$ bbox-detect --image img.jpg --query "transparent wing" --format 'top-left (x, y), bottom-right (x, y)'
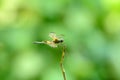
top-left (49, 32), bottom-right (57, 39)
top-left (49, 32), bottom-right (64, 40)
top-left (57, 34), bottom-right (64, 40)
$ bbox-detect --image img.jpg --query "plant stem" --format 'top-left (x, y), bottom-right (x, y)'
top-left (60, 46), bottom-right (66, 80)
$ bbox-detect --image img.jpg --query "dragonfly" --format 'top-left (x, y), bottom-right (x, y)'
top-left (34, 32), bottom-right (64, 47)
top-left (34, 32), bottom-right (66, 80)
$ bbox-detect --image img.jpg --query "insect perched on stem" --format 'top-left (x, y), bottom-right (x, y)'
top-left (34, 32), bottom-right (64, 47)
top-left (34, 32), bottom-right (66, 80)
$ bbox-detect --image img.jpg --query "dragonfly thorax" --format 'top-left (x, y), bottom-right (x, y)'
top-left (53, 39), bottom-right (64, 44)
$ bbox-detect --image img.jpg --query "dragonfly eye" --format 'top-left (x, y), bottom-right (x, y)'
top-left (60, 40), bottom-right (64, 43)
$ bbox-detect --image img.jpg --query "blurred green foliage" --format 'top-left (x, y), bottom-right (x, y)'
top-left (0, 0), bottom-right (120, 80)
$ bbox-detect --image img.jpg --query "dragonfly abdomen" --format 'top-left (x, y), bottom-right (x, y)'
top-left (33, 41), bottom-right (45, 44)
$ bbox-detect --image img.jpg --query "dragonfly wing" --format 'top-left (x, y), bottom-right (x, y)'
top-left (59, 34), bottom-right (64, 38)
top-left (49, 32), bottom-right (64, 41)
top-left (49, 32), bottom-right (57, 39)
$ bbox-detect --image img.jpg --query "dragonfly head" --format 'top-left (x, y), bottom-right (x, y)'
top-left (59, 39), bottom-right (64, 43)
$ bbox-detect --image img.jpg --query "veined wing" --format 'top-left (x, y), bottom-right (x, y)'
top-left (49, 32), bottom-right (57, 40)
top-left (49, 32), bottom-right (64, 41)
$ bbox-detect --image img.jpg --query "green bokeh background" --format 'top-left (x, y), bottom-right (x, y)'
top-left (0, 0), bottom-right (120, 80)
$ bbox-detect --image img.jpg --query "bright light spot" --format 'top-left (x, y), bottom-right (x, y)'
top-left (12, 52), bottom-right (44, 79)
